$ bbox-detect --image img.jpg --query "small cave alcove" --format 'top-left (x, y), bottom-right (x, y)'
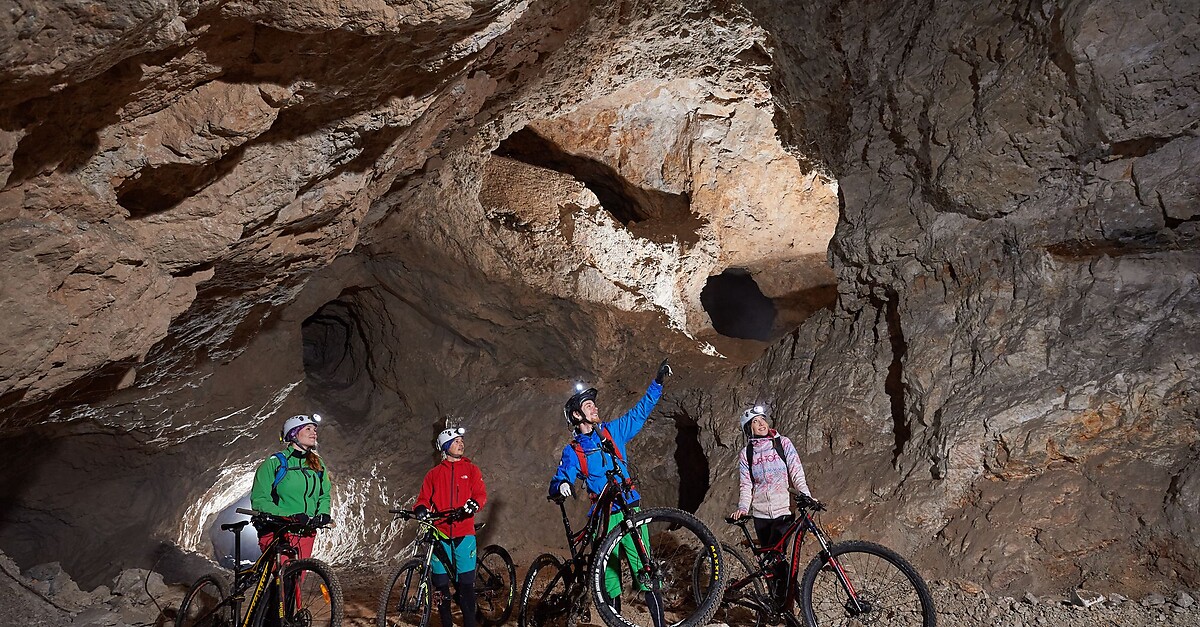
top-left (700, 268), bottom-right (777, 341)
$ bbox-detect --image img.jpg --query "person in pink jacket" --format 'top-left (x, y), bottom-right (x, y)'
top-left (730, 405), bottom-right (815, 598)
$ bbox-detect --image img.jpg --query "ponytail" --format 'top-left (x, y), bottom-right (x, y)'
top-left (306, 450), bottom-right (325, 473)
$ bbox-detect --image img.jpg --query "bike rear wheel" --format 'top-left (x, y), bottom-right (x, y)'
top-left (799, 541), bottom-right (935, 627)
top-left (476, 544), bottom-right (517, 627)
top-left (176, 574), bottom-right (230, 627)
top-left (378, 558), bottom-right (433, 627)
top-left (693, 543), bottom-right (767, 627)
top-left (518, 553), bottom-right (574, 627)
top-left (280, 557), bottom-right (343, 627)
top-left (591, 507), bottom-right (726, 627)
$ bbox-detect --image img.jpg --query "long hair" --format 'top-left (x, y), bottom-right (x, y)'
top-left (305, 449), bottom-right (325, 472)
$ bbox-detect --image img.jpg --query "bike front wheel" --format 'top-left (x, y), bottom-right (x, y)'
top-left (799, 540), bottom-right (935, 627)
top-left (280, 557), bottom-right (343, 627)
top-left (378, 558), bottom-right (432, 627)
top-left (176, 574), bottom-right (230, 627)
top-left (476, 544), bottom-right (518, 627)
top-left (518, 553), bottom-right (574, 627)
top-left (693, 543), bottom-right (767, 627)
top-left (591, 507), bottom-right (726, 627)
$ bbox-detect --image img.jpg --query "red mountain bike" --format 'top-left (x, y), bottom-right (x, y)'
top-left (694, 494), bottom-right (935, 626)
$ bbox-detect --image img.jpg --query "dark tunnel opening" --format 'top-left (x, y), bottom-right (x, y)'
top-left (301, 297), bottom-right (374, 419)
top-left (668, 409), bottom-right (711, 513)
top-left (700, 268), bottom-right (777, 341)
top-left (302, 300), bottom-right (370, 390)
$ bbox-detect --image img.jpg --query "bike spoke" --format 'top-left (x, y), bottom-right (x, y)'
top-left (803, 542), bottom-right (934, 627)
top-left (594, 509), bottom-right (725, 627)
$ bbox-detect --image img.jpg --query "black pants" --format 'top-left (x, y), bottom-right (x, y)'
top-left (753, 515), bottom-right (794, 601)
top-left (432, 570), bottom-right (477, 627)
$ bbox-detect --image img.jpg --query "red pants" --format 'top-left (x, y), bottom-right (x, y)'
top-left (258, 531), bottom-right (315, 562)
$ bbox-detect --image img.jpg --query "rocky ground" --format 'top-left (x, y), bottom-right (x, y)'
top-left (4, 549), bottom-right (1198, 626)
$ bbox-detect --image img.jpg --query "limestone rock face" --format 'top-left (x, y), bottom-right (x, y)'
top-left (737, 0), bottom-right (1200, 592)
top-left (0, 0), bottom-right (1196, 603)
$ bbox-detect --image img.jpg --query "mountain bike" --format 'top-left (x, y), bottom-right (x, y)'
top-left (377, 508), bottom-right (517, 627)
top-left (518, 439), bottom-right (726, 627)
top-left (693, 494), bottom-right (935, 627)
top-left (176, 508), bottom-right (343, 627)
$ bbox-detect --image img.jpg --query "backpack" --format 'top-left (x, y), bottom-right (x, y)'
top-left (570, 425), bottom-right (623, 478)
top-left (270, 452), bottom-right (325, 505)
top-left (744, 436), bottom-right (789, 484)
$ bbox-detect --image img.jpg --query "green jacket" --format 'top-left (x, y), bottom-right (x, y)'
top-left (250, 447), bottom-right (332, 518)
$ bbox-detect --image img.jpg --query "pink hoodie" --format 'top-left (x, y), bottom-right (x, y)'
top-left (737, 430), bottom-right (812, 519)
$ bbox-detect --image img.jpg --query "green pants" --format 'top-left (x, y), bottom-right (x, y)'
top-left (603, 507), bottom-right (653, 598)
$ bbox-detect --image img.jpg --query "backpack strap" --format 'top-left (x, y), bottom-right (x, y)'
top-left (270, 452), bottom-right (288, 505)
top-left (747, 436), bottom-right (790, 484)
top-left (570, 426), bottom-right (629, 502)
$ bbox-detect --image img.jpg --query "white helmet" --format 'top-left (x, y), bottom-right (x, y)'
top-left (281, 414), bottom-right (322, 442)
top-left (739, 405), bottom-right (767, 430)
top-left (436, 427), bottom-right (466, 452)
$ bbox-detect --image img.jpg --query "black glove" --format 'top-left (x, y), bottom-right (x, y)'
top-left (414, 505), bottom-right (430, 520)
top-left (654, 358), bottom-right (673, 384)
top-left (462, 498), bottom-right (480, 515)
top-left (311, 513), bottom-right (332, 527)
top-left (291, 513), bottom-right (310, 526)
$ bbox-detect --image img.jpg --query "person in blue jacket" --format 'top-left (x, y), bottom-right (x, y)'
top-left (548, 359), bottom-right (672, 627)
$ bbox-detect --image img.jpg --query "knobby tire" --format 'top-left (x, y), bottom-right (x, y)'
top-left (590, 507), bottom-right (726, 627)
top-left (799, 540), bottom-right (935, 627)
top-left (693, 543), bottom-right (767, 627)
top-left (280, 557), bottom-right (343, 627)
top-left (518, 553), bottom-right (573, 627)
top-left (477, 544), bottom-right (517, 627)
top-left (176, 574), bottom-right (230, 627)
top-left (378, 559), bottom-right (432, 627)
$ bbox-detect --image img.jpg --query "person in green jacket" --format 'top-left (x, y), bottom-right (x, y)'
top-left (250, 413), bottom-right (333, 559)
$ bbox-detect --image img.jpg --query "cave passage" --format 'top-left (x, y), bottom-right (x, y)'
top-left (209, 495), bottom-right (260, 568)
top-left (700, 268), bottom-right (777, 340)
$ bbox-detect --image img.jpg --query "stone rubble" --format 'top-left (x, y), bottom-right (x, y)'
top-left (0, 549), bottom-right (184, 627)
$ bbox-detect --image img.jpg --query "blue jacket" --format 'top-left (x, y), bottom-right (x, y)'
top-left (549, 380), bottom-right (663, 508)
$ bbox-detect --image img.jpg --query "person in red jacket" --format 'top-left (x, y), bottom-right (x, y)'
top-left (416, 427), bottom-right (488, 627)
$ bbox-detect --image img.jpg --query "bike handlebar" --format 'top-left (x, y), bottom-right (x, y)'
top-left (389, 508), bottom-right (466, 522)
top-left (234, 508), bottom-right (336, 531)
top-left (795, 493), bottom-right (825, 511)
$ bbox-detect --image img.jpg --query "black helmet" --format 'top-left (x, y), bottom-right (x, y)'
top-left (563, 386), bottom-right (598, 428)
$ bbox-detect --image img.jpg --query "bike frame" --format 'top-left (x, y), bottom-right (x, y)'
top-left (212, 514), bottom-right (317, 627)
top-left (727, 504), bottom-right (864, 617)
top-left (549, 442), bottom-right (656, 596)
top-left (391, 511), bottom-right (455, 610)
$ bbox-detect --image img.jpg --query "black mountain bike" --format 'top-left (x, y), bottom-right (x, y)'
top-left (518, 439), bottom-right (726, 627)
top-left (377, 508), bottom-right (517, 627)
top-left (176, 508), bottom-right (343, 627)
top-left (693, 494), bottom-right (935, 627)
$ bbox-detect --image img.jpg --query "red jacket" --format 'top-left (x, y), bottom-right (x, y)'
top-left (416, 457), bottom-right (487, 538)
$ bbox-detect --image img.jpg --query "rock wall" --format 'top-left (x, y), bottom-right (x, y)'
top-left (728, 0), bottom-right (1200, 593)
top-left (0, 0), bottom-right (1196, 601)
